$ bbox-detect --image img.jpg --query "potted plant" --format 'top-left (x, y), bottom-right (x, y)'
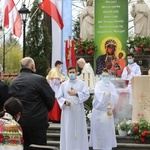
top-left (132, 114), bottom-right (150, 143)
top-left (118, 119), bottom-right (132, 136)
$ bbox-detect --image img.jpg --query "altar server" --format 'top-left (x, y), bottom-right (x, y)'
top-left (57, 66), bottom-right (90, 150)
top-left (47, 60), bottom-right (64, 122)
top-left (121, 53), bottom-right (141, 104)
top-left (89, 68), bottom-right (118, 150)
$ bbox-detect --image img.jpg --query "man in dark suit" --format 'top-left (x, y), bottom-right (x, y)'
top-left (0, 76), bottom-right (9, 111)
top-left (9, 57), bottom-right (55, 150)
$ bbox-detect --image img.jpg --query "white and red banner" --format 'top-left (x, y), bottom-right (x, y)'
top-left (39, 0), bottom-right (72, 72)
top-left (39, 0), bottom-right (63, 68)
top-left (1, 0), bottom-right (22, 37)
top-left (39, 0), bottom-right (64, 29)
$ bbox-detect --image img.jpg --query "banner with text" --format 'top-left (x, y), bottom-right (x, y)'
top-left (94, 0), bottom-right (128, 69)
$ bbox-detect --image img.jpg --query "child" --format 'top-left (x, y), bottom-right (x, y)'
top-left (0, 97), bottom-right (23, 150)
top-left (89, 68), bottom-right (118, 150)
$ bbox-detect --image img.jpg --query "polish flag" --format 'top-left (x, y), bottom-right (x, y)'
top-left (1, 0), bottom-right (22, 37)
top-left (39, 0), bottom-right (64, 29)
top-left (1, 0), bottom-right (9, 27)
top-left (39, 0), bottom-right (63, 68)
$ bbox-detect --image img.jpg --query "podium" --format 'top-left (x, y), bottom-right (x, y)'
top-left (132, 75), bottom-right (150, 122)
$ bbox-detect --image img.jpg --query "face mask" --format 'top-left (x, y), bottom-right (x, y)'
top-left (69, 73), bottom-right (76, 80)
top-left (101, 76), bottom-right (110, 84)
top-left (127, 59), bottom-right (134, 64)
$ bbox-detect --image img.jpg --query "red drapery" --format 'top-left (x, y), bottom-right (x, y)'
top-left (65, 39), bottom-right (76, 69)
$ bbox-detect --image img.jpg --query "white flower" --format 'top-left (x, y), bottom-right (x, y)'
top-left (126, 120), bottom-right (132, 125)
top-left (130, 38), bottom-right (134, 41)
top-left (87, 113), bottom-right (91, 119)
top-left (127, 44), bottom-right (131, 47)
top-left (87, 110), bottom-right (91, 119)
top-left (130, 48), bottom-right (134, 53)
top-left (128, 129), bottom-right (131, 135)
top-left (126, 40), bottom-right (129, 43)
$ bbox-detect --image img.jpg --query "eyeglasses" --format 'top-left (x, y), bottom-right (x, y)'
top-left (69, 72), bottom-right (75, 73)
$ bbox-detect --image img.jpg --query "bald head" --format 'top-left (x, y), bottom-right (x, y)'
top-left (21, 57), bottom-right (36, 72)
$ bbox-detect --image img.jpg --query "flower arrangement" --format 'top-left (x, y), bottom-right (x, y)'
top-left (75, 38), bottom-right (98, 55)
top-left (115, 116), bottom-right (150, 143)
top-left (126, 36), bottom-right (150, 53)
top-left (132, 114), bottom-right (150, 143)
top-left (118, 119), bottom-right (132, 132)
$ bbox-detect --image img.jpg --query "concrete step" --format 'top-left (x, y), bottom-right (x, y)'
top-left (113, 143), bottom-right (150, 150)
top-left (47, 124), bottom-right (135, 143)
top-left (47, 141), bottom-right (60, 146)
top-left (47, 133), bottom-right (136, 144)
top-left (48, 123), bottom-right (91, 133)
top-left (47, 133), bottom-right (60, 141)
top-left (47, 123), bottom-right (150, 150)
top-left (47, 141), bottom-right (150, 150)
top-left (116, 135), bottom-right (135, 143)
top-left (48, 123), bottom-right (61, 133)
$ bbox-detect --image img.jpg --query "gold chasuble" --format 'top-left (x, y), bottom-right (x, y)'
top-left (48, 67), bottom-right (63, 81)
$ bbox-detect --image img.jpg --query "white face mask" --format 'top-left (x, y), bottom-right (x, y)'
top-left (127, 59), bottom-right (134, 64)
top-left (69, 73), bottom-right (76, 80)
top-left (101, 76), bottom-right (110, 84)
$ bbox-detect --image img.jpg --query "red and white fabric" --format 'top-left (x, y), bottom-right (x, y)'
top-left (39, 0), bottom-right (64, 68)
top-left (39, 0), bottom-right (64, 29)
top-left (1, 0), bottom-right (22, 37)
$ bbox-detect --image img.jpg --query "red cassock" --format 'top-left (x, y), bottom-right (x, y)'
top-left (47, 67), bottom-right (64, 123)
top-left (65, 39), bottom-right (76, 69)
top-left (48, 98), bottom-right (61, 122)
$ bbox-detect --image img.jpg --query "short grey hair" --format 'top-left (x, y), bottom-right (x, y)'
top-left (77, 58), bottom-right (86, 64)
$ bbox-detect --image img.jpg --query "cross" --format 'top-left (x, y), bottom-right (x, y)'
top-left (140, 93), bottom-right (145, 101)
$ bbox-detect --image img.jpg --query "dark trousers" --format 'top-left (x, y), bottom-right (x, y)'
top-left (23, 127), bottom-right (47, 150)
